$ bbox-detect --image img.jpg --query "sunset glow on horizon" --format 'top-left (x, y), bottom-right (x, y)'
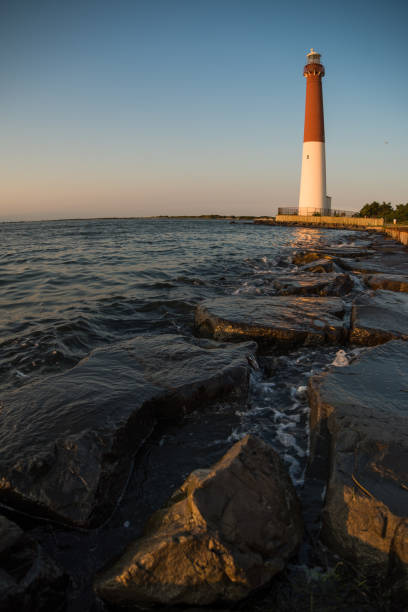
top-left (1, 0), bottom-right (407, 220)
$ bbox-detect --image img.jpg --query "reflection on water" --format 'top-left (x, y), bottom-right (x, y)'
top-left (0, 219), bottom-right (361, 392)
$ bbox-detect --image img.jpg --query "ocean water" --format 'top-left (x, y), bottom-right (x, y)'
top-left (0, 218), bottom-right (362, 484)
top-left (0, 218), bottom-right (354, 388)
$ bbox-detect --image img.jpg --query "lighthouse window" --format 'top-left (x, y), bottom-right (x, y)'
top-left (306, 155), bottom-right (309, 159)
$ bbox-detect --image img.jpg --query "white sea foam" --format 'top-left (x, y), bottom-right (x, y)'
top-left (283, 453), bottom-right (304, 486)
top-left (351, 274), bottom-right (366, 292)
top-left (232, 282), bottom-right (261, 295)
top-left (15, 370), bottom-right (28, 378)
top-left (227, 429), bottom-right (245, 443)
top-left (279, 421), bottom-right (296, 430)
top-left (296, 385), bottom-right (308, 399)
top-left (286, 401), bottom-right (300, 412)
top-left (276, 429), bottom-right (295, 448)
top-left (332, 349), bottom-right (349, 367)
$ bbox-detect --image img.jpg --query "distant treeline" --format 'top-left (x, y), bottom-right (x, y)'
top-left (154, 214), bottom-right (257, 220)
top-left (356, 202), bottom-right (408, 223)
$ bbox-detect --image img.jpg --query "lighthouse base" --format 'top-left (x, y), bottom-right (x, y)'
top-left (298, 141), bottom-right (329, 216)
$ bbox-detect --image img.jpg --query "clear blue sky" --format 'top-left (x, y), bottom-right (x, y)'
top-left (1, 0), bottom-right (407, 220)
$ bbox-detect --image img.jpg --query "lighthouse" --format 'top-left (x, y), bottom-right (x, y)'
top-left (298, 49), bottom-right (331, 216)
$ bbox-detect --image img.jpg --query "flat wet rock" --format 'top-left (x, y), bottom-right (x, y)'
top-left (95, 435), bottom-right (302, 607)
top-left (270, 273), bottom-right (353, 297)
top-left (351, 290), bottom-right (408, 345)
top-left (364, 273), bottom-right (408, 293)
top-left (0, 334), bottom-right (256, 527)
top-left (338, 253), bottom-right (408, 275)
top-left (308, 341), bottom-right (408, 591)
top-left (195, 296), bottom-right (347, 348)
top-left (369, 234), bottom-right (408, 254)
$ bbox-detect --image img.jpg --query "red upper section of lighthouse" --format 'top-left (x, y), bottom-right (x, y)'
top-left (303, 50), bottom-right (325, 143)
top-left (303, 62), bottom-right (325, 77)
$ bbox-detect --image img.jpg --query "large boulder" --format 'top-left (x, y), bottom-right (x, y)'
top-left (292, 251), bottom-right (333, 266)
top-left (350, 290), bottom-right (408, 345)
top-left (364, 273), bottom-right (408, 293)
top-left (95, 435), bottom-right (302, 607)
top-left (308, 341), bottom-right (408, 593)
top-left (195, 296), bottom-right (347, 348)
top-left (271, 273), bottom-right (353, 297)
top-left (297, 258), bottom-right (336, 273)
top-left (369, 234), bottom-right (408, 254)
top-left (339, 253), bottom-right (408, 275)
top-left (0, 334), bottom-right (256, 527)
top-left (0, 515), bottom-right (68, 612)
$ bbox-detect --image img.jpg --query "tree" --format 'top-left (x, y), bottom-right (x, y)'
top-left (357, 201), bottom-right (408, 223)
top-left (394, 203), bottom-right (408, 223)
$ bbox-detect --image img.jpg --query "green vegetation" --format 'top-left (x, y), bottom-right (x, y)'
top-left (356, 201), bottom-right (408, 223)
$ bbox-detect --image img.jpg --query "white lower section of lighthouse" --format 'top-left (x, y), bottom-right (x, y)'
top-left (298, 141), bottom-right (330, 215)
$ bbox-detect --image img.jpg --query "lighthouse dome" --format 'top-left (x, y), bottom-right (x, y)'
top-left (307, 48), bottom-right (321, 63)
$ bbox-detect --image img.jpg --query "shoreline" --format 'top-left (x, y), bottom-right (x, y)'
top-left (0, 222), bottom-right (407, 610)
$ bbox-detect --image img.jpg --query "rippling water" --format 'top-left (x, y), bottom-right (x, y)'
top-left (0, 218), bottom-right (356, 393)
top-left (1, 218), bottom-right (364, 489)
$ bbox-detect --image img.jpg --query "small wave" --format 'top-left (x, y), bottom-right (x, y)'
top-left (175, 276), bottom-right (206, 286)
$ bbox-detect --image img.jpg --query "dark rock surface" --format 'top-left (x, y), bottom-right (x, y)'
top-left (0, 514), bottom-right (68, 612)
top-left (292, 247), bottom-right (374, 265)
top-left (95, 435), bottom-right (303, 607)
top-left (292, 252), bottom-right (332, 266)
top-left (368, 233), bottom-right (408, 254)
top-left (339, 253), bottom-right (408, 275)
top-left (0, 335), bottom-right (256, 527)
top-left (308, 341), bottom-right (408, 588)
top-left (350, 290), bottom-right (408, 345)
top-left (316, 247), bottom-right (375, 258)
top-left (270, 273), bottom-right (353, 297)
top-left (365, 273), bottom-right (408, 293)
top-left (297, 258), bottom-right (336, 273)
top-left (195, 296), bottom-right (347, 348)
